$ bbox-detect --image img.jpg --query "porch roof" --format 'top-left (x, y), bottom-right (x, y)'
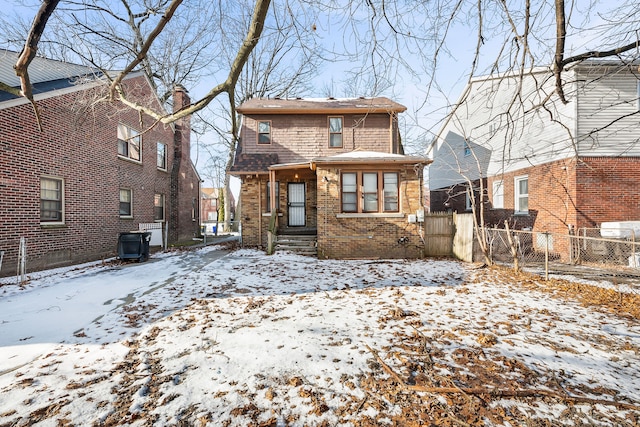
top-left (229, 152), bottom-right (279, 175)
top-left (267, 151), bottom-right (431, 172)
top-left (311, 151), bottom-right (431, 166)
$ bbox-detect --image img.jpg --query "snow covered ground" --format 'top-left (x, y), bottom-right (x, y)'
top-left (0, 245), bottom-right (639, 426)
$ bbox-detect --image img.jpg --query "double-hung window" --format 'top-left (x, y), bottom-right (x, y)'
top-left (514, 175), bottom-right (529, 214)
top-left (117, 124), bottom-right (141, 162)
top-left (383, 173), bottom-right (399, 211)
top-left (329, 117), bottom-right (343, 147)
top-left (258, 121), bottom-right (271, 144)
top-left (119, 189), bottom-right (133, 218)
top-left (362, 173), bottom-right (378, 212)
top-left (154, 194), bottom-right (165, 221)
top-left (157, 142), bottom-right (167, 170)
top-left (41, 176), bottom-right (64, 224)
top-left (341, 173), bottom-right (358, 212)
top-left (341, 171), bottom-right (399, 213)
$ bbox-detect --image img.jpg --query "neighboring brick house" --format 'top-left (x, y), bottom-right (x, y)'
top-left (230, 97), bottom-right (430, 259)
top-left (429, 60), bottom-right (640, 239)
top-left (201, 187), bottom-right (236, 233)
top-left (0, 50), bottom-right (201, 277)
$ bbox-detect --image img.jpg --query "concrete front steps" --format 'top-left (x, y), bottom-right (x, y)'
top-left (275, 234), bottom-right (317, 256)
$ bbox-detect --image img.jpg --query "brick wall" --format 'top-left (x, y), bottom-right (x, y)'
top-left (575, 157), bottom-right (640, 228)
top-left (316, 166), bottom-right (425, 259)
top-left (0, 76), bottom-right (198, 277)
top-left (238, 176), bottom-right (264, 247)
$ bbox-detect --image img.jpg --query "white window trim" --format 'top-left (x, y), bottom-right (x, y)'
top-left (492, 180), bottom-right (504, 209)
top-left (117, 123), bottom-right (142, 164)
top-left (328, 116), bottom-right (344, 148)
top-left (119, 188), bottom-right (133, 218)
top-left (514, 175), bottom-right (529, 214)
top-left (40, 175), bottom-right (65, 226)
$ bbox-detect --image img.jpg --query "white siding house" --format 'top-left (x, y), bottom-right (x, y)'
top-left (429, 60), bottom-right (640, 235)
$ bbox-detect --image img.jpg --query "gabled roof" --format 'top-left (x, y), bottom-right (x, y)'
top-left (0, 49), bottom-right (103, 102)
top-left (237, 97), bottom-right (407, 115)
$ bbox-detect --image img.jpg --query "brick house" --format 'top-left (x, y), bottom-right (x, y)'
top-left (428, 60), bottom-right (640, 239)
top-left (230, 97), bottom-right (430, 259)
top-left (0, 50), bottom-right (201, 277)
top-left (201, 187), bottom-right (236, 233)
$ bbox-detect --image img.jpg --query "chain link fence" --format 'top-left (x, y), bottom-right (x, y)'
top-left (480, 227), bottom-right (640, 293)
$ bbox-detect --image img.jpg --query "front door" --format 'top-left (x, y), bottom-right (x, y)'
top-left (288, 183), bottom-right (306, 226)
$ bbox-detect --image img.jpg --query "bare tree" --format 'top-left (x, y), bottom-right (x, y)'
top-left (196, 0), bottom-right (321, 232)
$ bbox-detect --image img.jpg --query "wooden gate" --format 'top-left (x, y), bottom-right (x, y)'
top-left (424, 212), bottom-right (454, 256)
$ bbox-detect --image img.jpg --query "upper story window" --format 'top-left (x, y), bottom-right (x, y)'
top-left (117, 124), bottom-right (141, 162)
top-left (463, 140), bottom-right (471, 156)
top-left (119, 188), bottom-right (133, 218)
top-left (514, 175), bottom-right (529, 214)
top-left (41, 176), bottom-right (64, 224)
top-left (329, 117), bottom-right (343, 147)
top-left (258, 121), bottom-right (271, 144)
top-left (341, 171), bottom-right (399, 213)
top-left (157, 142), bottom-right (167, 170)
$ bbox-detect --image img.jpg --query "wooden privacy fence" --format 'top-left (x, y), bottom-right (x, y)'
top-left (424, 212), bottom-right (474, 260)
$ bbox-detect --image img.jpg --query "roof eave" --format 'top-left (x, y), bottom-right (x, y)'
top-left (237, 106), bottom-right (407, 115)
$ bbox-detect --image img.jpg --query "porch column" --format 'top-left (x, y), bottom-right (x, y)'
top-left (269, 169), bottom-right (277, 213)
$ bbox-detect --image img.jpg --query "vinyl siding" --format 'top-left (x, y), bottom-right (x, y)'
top-left (430, 70), bottom-right (576, 190)
top-left (575, 66), bottom-right (640, 156)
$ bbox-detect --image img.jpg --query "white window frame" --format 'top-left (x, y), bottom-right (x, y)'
top-left (117, 123), bottom-right (142, 163)
top-left (40, 176), bottom-right (64, 225)
top-left (329, 116), bottom-right (343, 148)
top-left (492, 180), bottom-right (504, 209)
top-left (514, 175), bottom-right (529, 214)
top-left (463, 140), bottom-right (471, 157)
top-left (119, 188), bottom-right (133, 218)
top-left (157, 142), bottom-right (167, 170)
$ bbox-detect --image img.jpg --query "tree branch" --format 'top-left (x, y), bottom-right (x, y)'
top-left (109, 0), bottom-right (182, 99)
top-left (13, 0), bottom-right (60, 131)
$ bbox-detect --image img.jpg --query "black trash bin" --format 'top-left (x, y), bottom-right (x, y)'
top-left (117, 231), bottom-right (152, 262)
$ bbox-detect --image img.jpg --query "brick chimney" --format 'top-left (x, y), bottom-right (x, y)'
top-left (169, 84), bottom-right (193, 243)
top-left (172, 84), bottom-right (191, 161)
